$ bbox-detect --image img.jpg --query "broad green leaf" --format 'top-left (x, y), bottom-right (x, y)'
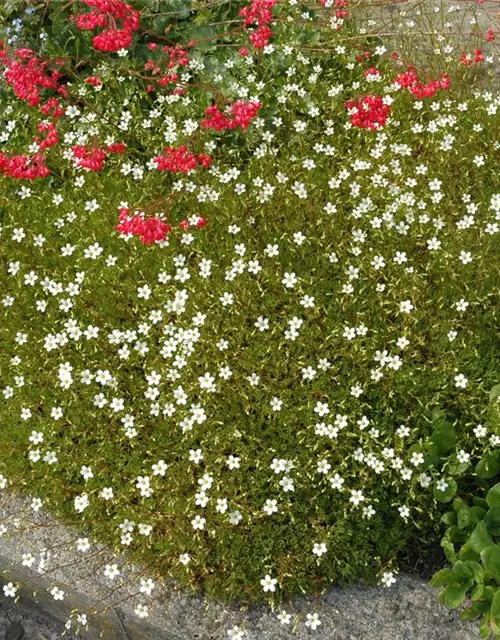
top-left (468, 521), bottom-right (495, 554)
top-left (471, 506), bottom-right (488, 525)
top-left (466, 561), bottom-right (485, 584)
top-left (432, 408), bottom-right (447, 423)
top-left (487, 484), bottom-right (500, 509)
top-left (490, 384), bottom-right (500, 403)
top-left (486, 509), bottom-right (500, 536)
top-left (461, 604), bottom-right (480, 620)
top-left (450, 560), bottom-right (474, 583)
top-left (474, 498), bottom-right (490, 511)
top-left (434, 478), bottom-right (457, 503)
top-left (481, 546), bottom-right (500, 581)
top-left (470, 582), bottom-right (485, 601)
top-left (429, 568), bottom-right (451, 588)
top-left (441, 511), bottom-right (457, 526)
top-left (480, 613), bottom-right (491, 639)
top-left (493, 589), bottom-right (500, 626)
top-left (457, 508), bottom-right (470, 530)
top-left (444, 583), bottom-right (471, 609)
top-left (442, 537), bottom-right (457, 563)
top-left (430, 420), bottom-right (456, 455)
top-left (476, 452), bottom-right (500, 479)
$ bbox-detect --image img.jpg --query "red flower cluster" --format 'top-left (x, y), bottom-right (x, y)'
top-left (84, 75), bottom-right (102, 86)
top-left (153, 146), bottom-right (212, 173)
top-left (179, 217), bottom-right (207, 230)
top-left (35, 122), bottom-right (59, 151)
top-left (460, 49), bottom-right (486, 66)
top-left (71, 141), bottom-right (126, 171)
top-left (116, 209), bottom-right (172, 245)
top-left (71, 0), bottom-right (140, 52)
top-left (345, 94), bottom-right (391, 131)
top-left (1, 46), bottom-right (62, 109)
top-left (0, 153), bottom-right (50, 179)
top-left (201, 100), bottom-right (262, 131)
top-left (162, 45), bottom-right (190, 69)
top-left (395, 68), bottom-right (450, 98)
top-left (239, 0), bottom-right (276, 49)
top-left (72, 145), bottom-right (108, 171)
top-left (39, 97), bottom-right (65, 118)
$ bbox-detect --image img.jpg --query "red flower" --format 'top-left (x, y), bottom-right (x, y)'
top-left (345, 94), bottom-right (391, 131)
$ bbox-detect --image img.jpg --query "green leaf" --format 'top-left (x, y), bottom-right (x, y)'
top-left (441, 511), bottom-right (457, 526)
top-left (461, 603), bottom-right (481, 620)
top-left (434, 478), bottom-right (457, 503)
top-left (432, 408), bottom-right (447, 423)
top-left (485, 509), bottom-right (500, 536)
top-left (490, 384), bottom-right (500, 403)
top-left (480, 613), bottom-right (491, 639)
top-left (470, 582), bottom-right (485, 601)
top-left (457, 508), bottom-right (470, 529)
top-left (468, 521), bottom-right (495, 554)
top-left (467, 561), bottom-right (485, 584)
top-left (492, 589), bottom-right (500, 626)
top-left (429, 568), bottom-right (452, 588)
top-left (430, 420), bottom-right (456, 455)
top-left (444, 583), bottom-right (471, 609)
top-left (481, 546), bottom-right (500, 581)
top-left (442, 537), bottom-right (457, 563)
top-left (476, 452), bottom-right (500, 479)
top-left (471, 505), bottom-right (488, 524)
top-left (450, 560), bottom-right (474, 583)
top-left (474, 497), bottom-right (490, 511)
top-left (487, 485), bottom-right (500, 509)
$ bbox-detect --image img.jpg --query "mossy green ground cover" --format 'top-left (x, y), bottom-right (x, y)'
top-left (0, 0), bottom-right (499, 610)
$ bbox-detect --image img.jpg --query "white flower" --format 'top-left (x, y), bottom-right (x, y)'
top-left (279, 476), bottom-right (295, 492)
top-left (139, 578), bottom-right (155, 595)
top-left (191, 515), bottom-right (206, 530)
top-left (104, 564), bottom-right (120, 580)
top-left (399, 300), bottom-right (414, 313)
top-left (305, 612), bottom-right (321, 630)
top-left (410, 452), bottom-right (424, 467)
top-left (270, 397), bottom-right (283, 411)
top-left (313, 542), bottom-right (327, 557)
top-left (179, 553), bottom-right (191, 565)
top-left (74, 493), bottom-right (89, 513)
top-left (436, 478), bottom-right (449, 492)
top-left (152, 460), bottom-right (168, 476)
top-left (227, 625), bottom-right (245, 639)
top-left (454, 373), bottom-right (468, 388)
top-left (277, 610), bottom-right (291, 625)
top-left (260, 574), bottom-right (278, 592)
top-left (135, 604), bottom-right (149, 619)
top-left (282, 272), bottom-right (298, 288)
top-left (399, 505), bottom-right (410, 519)
top-left (457, 450), bottom-right (470, 464)
top-left (381, 571), bottom-right (397, 587)
top-left (350, 489), bottom-right (365, 505)
top-left (226, 455), bottom-right (241, 470)
top-left (314, 401), bottom-right (329, 417)
top-left (76, 537), bottom-right (90, 552)
top-left (263, 499), bottom-right (278, 515)
top-left (3, 582), bottom-right (18, 597)
top-left (50, 586), bottom-right (64, 601)
top-left (255, 316), bottom-right (269, 331)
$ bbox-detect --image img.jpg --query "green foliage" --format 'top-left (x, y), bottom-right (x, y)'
top-left (0, 0), bottom-right (500, 613)
top-left (431, 388), bottom-right (500, 638)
